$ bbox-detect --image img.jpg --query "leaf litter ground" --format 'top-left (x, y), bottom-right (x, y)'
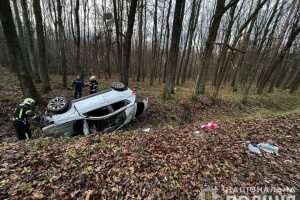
top-left (0, 67), bottom-right (299, 199)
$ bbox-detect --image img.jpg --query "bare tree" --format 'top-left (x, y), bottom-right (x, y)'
top-left (241, 0), bottom-right (281, 103)
top-left (103, 1), bottom-right (113, 79)
top-left (178, 0), bottom-right (201, 85)
top-left (0, 0), bottom-right (42, 102)
top-left (192, 0), bottom-right (239, 99)
top-left (163, 0), bottom-right (185, 99)
top-left (288, 62), bottom-right (300, 94)
top-left (121, 0), bottom-right (138, 87)
top-left (11, 0), bottom-right (31, 76)
top-left (57, 0), bottom-right (68, 87)
top-left (72, 0), bottom-right (82, 75)
top-left (33, 0), bottom-right (51, 92)
top-left (268, 0), bottom-right (297, 92)
top-left (137, 0), bottom-right (143, 82)
top-left (163, 0), bottom-right (173, 83)
top-left (112, 0), bottom-right (123, 80)
top-left (257, 14), bottom-right (300, 94)
top-left (232, 0), bottom-right (257, 92)
top-left (211, 2), bottom-right (238, 101)
top-left (20, 0), bottom-right (40, 82)
top-left (150, 0), bottom-right (158, 86)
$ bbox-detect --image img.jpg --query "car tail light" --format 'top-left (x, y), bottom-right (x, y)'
top-left (132, 91), bottom-right (136, 95)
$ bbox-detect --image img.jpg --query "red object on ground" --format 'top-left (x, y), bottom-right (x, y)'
top-left (202, 123), bottom-right (219, 129)
top-left (184, 128), bottom-right (188, 133)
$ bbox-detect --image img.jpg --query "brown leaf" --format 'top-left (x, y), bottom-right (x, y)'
top-left (85, 190), bottom-right (93, 200)
top-left (31, 192), bottom-right (44, 200)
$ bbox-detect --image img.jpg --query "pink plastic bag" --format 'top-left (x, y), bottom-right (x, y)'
top-left (202, 123), bottom-right (219, 130)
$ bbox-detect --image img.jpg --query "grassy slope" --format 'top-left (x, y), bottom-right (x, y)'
top-left (0, 67), bottom-right (299, 199)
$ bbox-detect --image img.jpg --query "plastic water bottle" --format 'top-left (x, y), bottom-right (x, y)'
top-left (254, 143), bottom-right (279, 155)
top-left (248, 144), bottom-right (261, 154)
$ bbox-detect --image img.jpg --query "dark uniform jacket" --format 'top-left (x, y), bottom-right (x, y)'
top-left (12, 104), bottom-right (38, 124)
top-left (89, 80), bottom-right (99, 93)
top-left (72, 79), bottom-right (84, 90)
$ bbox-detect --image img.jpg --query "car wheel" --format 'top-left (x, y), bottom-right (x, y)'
top-left (111, 82), bottom-right (126, 91)
top-left (47, 97), bottom-right (69, 113)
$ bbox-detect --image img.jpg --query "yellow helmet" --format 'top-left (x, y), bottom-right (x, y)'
top-left (90, 75), bottom-right (96, 80)
top-left (23, 98), bottom-right (35, 105)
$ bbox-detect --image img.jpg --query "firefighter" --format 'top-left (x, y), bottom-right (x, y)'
top-left (89, 75), bottom-right (99, 94)
top-left (12, 98), bottom-right (39, 140)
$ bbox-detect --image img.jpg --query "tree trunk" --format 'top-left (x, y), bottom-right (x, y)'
top-left (222, 0), bottom-right (269, 89)
top-left (257, 24), bottom-right (300, 94)
top-left (163, 0), bottom-right (173, 83)
top-left (212, 3), bottom-right (237, 101)
top-left (150, 0), bottom-right (158, 86)
top-left (232, 14), bottom-right (257, 92)
top-left (0, 0), bottom-right (42, 103)
top-left (112, 0), bottom-right (123, 80)
top-left (242, 0), bottom-right (281, 103)
top-left (267, 0), bottom-right (297, 93)
top-left (103, 0), bottom-right (113, 80)
top-left (163, 0), bottom-right (185, 99)
top-left (11, 0), bottom-right (31, 76)
top-left (121, 0), bottom-right (138, 87)
top-left (57, 0), bottom-right (68, 88)
top-left (137, 0), bottom-right (143, 82)
top-left (275, 0), bottom-right (297, 49)
top-left (289, 66), bottom-right (300, 94)
top-left (180, 0), bottom-right (201, 85)
top-left (83, 0), bottom-right (88, 76)
top-left (142, 0), bottom-right (147, 82)
top-left (192, 0), bottom-right (238, 99)
top-left (20, 0), bottom-right (40, 82)
top-left (75, 0), bottom-right (82, 76)
top-left (33, 0), bottom-right (51, 93)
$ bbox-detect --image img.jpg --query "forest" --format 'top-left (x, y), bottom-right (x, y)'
top-left (0, 0), bottom-right (299, 102)
top-left (0, 0), bottom-right (300, 199)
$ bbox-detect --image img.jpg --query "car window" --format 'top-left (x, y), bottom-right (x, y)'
top-left (85, 106), bottom-right (110, 117)
top-left (111, 100), bottom-right (130, 111)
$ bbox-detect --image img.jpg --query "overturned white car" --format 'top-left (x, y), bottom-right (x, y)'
top-left (40, 82), bottom-right (148, 137)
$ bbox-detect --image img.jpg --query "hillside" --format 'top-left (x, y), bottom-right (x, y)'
top-left (0, 67), bottom-right (299, 199)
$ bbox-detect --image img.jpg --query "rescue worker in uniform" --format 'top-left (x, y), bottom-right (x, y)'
top-left (12, 98), bottom-right (39, 140)
top-left (89, 75), bottom-right (99, 94)
top-left (72, 75), bottom-right (84, 99)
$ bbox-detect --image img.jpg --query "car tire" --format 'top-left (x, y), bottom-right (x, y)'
top-left (111, 82), bottom-right (126, 91)
top-left (47, 97), bottom-right (69, 113)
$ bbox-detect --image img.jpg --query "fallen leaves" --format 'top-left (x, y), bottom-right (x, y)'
top-left (2, 113), bottom-right (299, 199)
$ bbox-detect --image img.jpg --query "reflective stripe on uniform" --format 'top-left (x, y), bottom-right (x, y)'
top-left (19, 108), bottom-right (23, 119)
top-left (25, 110), bottom-right (32, 115)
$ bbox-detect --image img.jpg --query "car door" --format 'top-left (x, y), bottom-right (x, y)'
top-left (134, 98), bottom-right (148, 117)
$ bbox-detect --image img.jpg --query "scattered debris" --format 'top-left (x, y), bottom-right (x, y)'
top-left (248, 144), bottom-right (261, 154)
top-left (194, 130), bottom-right (200, 137)
top-left (238, 175), bottom-right (246, 182)
top-left (201, 123), bottom-right (219, 130)
top-left (254, 143), bottom-right (279, 155)
top-left (143, 128), bottom-right (150, 132)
